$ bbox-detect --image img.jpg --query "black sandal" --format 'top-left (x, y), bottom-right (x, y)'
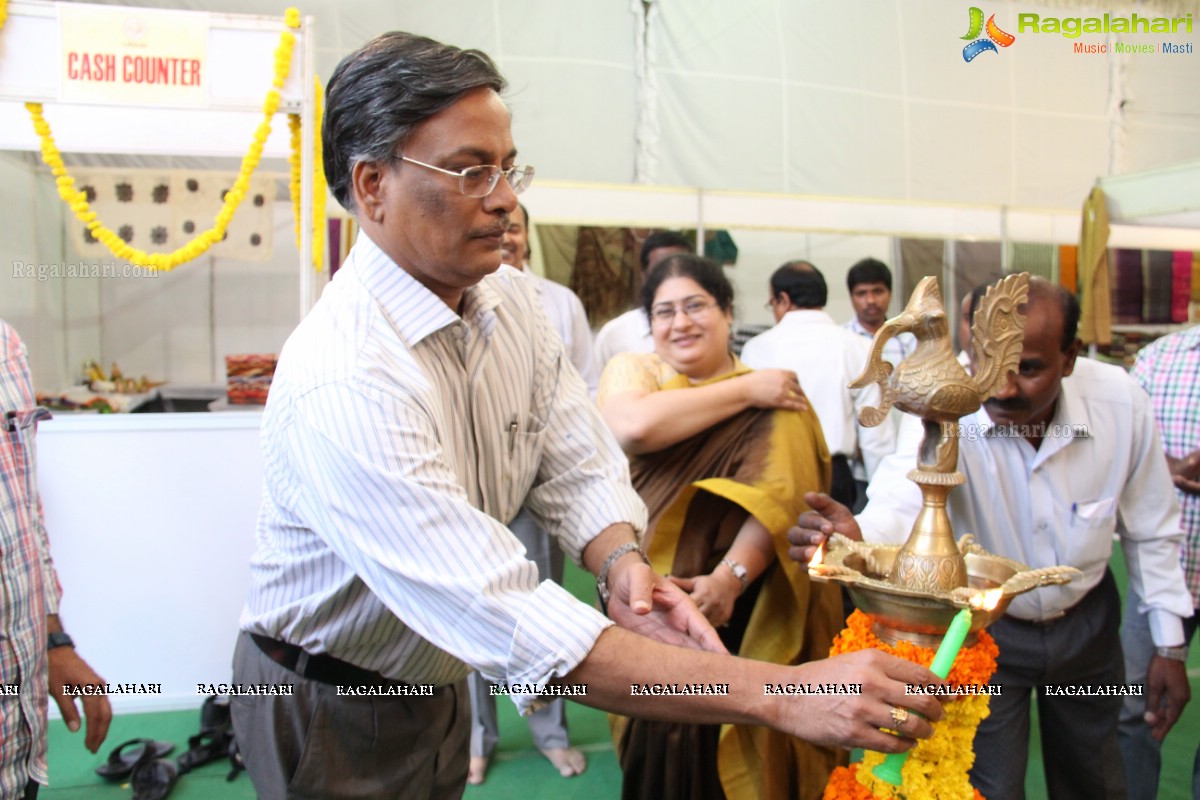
top-left (94, 739), bottom-right (175, 780)
top-left (175, 696), bottom-right (234, 775)
top-left (131, 755), bottom-right (178, 800)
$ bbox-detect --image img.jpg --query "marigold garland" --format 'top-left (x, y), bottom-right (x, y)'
top-left (23, 7), bottom-right (309, 272)
top-left (288, 76), bottom-right (327, 270)
top-left (0, 0), bottom-right (8, 31)
top-left (822, 611), bottom-right (998, 800)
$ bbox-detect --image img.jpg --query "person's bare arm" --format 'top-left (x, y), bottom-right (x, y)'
top-left (46, 615), bottom-right (112, 754)
top-left (557, 625), bottom-right (945, 754)
top-left (600, 370), bottom-right (806, 455)
top-left (670, 515), bottom-right (774, 627)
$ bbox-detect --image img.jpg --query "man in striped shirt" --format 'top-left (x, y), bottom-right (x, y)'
top-left (230, 31), bottom-right (946, 799)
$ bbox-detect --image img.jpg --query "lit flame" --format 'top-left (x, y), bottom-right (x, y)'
top-left (970, 588), bottom-right (1004, 611)
top-left (809, 541), bottom-right (825, 569)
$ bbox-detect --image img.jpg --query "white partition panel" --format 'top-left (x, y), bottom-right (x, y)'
top-left (37, 412), bottom-right (264, 714)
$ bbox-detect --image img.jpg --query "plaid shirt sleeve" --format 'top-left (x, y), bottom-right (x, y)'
top-left (1130, 331), bottom-right (1200, 610)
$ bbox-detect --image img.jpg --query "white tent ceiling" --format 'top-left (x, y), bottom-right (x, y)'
top-left (6, 0), bottom-right (1199, 212)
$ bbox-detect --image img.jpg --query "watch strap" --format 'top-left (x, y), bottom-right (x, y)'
top-left (720, 559), bottom-right (749, 594)
top-left (597, 542), bottom-right (649, 604)
top-left (48, 631), bottom-right (75, 650)
top-left (1155, 645), bottom-right (1188, 662)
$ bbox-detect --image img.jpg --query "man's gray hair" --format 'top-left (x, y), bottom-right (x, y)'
top-left (323, 32), bottom-right (506, 211)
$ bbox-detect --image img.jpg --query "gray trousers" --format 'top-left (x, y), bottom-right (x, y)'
top-left (469, 508), bottom-right (570, 758)
top-left (1118, 591), bottom-right (1200, 800)
top-left (970, 570), bottom-right (1127, 800)
top-left (229, 632), bottom-right (469, 799)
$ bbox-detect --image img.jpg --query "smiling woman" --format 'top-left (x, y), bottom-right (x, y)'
top-left (596, 254), bottom-right (845, 800)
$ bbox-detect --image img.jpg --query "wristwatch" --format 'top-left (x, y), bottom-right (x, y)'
top-left (48, 631), bottom-right (75, 651)
top-left (1155, 645), bottom-right (1188, 662)
top-left (597, 542), bottom-right (650, 604)
top-left (720, 559), bottom-right (749, 594)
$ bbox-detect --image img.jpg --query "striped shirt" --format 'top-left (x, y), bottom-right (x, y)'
top-left (241, 233), bottom-right (646, 710)
top-left (0, 320), bottom-right (60, 794)
top-left (1130, 326), bottom-right (1200, 609)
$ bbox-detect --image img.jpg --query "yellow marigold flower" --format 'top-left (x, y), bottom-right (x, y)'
top-left (24, 9), bottom-right (305, 271)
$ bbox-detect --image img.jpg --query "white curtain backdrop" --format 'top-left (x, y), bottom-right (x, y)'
top-left (34, 0), bottom-right (1199, 208)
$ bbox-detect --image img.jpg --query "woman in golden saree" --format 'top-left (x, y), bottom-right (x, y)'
top-left (598, 253), bottom-right (846, 800)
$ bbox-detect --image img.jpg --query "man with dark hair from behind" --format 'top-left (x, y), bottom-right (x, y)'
top-left (741, 261), bottom-right (895, 509)
top-left (592, 230), bottom-right (691, 369)
top-left (230, 30), bottom-right (947, 800)
top-left (957, 283), bottom-right (991, 367)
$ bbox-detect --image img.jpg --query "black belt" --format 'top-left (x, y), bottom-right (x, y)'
top-left (1006, 610), bottom-right (1068, 627)
top-left (250, 633), bottom-right (412, 688)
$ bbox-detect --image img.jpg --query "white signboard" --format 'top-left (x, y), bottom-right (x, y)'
top-left (59, 4), bottom-right (208, 108)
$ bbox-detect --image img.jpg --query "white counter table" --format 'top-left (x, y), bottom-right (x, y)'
top-left (36, 411), bottom-right (265, 714)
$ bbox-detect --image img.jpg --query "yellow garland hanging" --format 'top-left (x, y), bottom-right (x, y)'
top-left (0, 0), bottom-right (8, 31)
top-left (24, 7), bottom-right (304, 272)
top-left (288, 76), bottom-right (327, 271)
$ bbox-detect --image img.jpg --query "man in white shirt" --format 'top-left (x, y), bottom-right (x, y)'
top-left (468, 202), bottom-right (594, 783)
top-left (740, 261), bottom-right (895, 509)
top-left (500, 203), bottom-right (598, 394)
top-left (842, 258), bottom-right (916, 506)
top-left (591, 231), bottom-right (690, 371)
top-left (789, 279), bottom-right (1192, 800)
top-left (231, 30), bottom-right (947, 800)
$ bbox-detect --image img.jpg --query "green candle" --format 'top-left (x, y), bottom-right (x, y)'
top-left (873, 607), bottom-right (974, 786)
top-left (930, 607), bottom-right (974, 679)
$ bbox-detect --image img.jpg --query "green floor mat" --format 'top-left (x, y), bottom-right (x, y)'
top-left (42, 554), bottom-right (1200, 799)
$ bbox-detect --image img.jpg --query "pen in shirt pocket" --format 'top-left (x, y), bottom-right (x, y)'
top-left (507, 414), bottom-right (518, 456)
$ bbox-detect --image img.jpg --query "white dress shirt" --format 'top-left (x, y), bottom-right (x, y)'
top-left (843, 316), bottom-right (917, 367)
top-left (241, 232), bottom-right (647, 710)
top-left (593, 308), bottom-right (654, 370)
top-left (740, 309), bottom-right (896, 478)
top-left (858, 357), bottom-right (1191, 646)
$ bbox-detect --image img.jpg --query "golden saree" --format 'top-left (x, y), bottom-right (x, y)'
top-left (602, 353), bottom-right (846, 800)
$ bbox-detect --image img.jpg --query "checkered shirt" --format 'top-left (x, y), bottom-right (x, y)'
top-left (1131, 326), bottom-right (1200, 609)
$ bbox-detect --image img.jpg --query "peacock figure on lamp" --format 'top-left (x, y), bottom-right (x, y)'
top-left (811, 272), bottom-right (1082, 799)
top-left (809, 272), bottom-right (1080, 646)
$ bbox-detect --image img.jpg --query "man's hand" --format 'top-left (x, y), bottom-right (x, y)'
top-left (1142, 654), bottom-right (1191, 741)
top-left (48, 648), bottom-right (112, 754)
top-left (773, 649), bottom-right (947, 753)
top-left (1167, 450), bottom-right (1200, 496)
top-left (786, 491), bottom-right (863, 565)
top-left (606, 556), bottom-right (728, 654)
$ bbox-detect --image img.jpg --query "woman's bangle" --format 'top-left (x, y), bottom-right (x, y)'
top-left (597, 542), bottom-right (649, 603)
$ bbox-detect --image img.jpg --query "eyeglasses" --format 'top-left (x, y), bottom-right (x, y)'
top-left (398, 155), bottom-right (535, 198)
top-left (649, 298), bottom-right (718, 325)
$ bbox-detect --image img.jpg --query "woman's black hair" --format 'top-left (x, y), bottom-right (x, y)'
top-left (640, 253), bottom-right (734, 318)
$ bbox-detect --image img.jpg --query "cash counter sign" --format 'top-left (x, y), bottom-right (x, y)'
top-left (59, 5), bottom-right (208, 108)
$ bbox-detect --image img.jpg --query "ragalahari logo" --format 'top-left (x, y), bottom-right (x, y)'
top-left (962, 7), bottom-right (1016, 62)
